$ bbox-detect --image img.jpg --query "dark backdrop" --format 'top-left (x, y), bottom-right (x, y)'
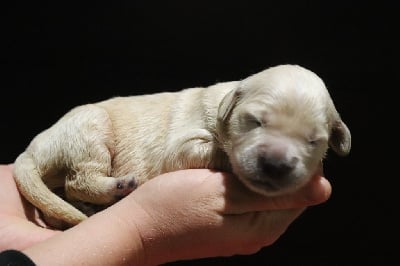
top-left (1, 1), bottom-right (396, 265)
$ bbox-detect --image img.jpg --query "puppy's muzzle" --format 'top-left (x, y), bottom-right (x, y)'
top-left (244, 142), bottom-right (302, 193)
top-left (258, 152), bottom-right (298, 180)
top-left (258, 143), bottom-right (297, 179)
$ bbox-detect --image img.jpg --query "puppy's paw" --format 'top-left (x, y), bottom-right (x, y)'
top-left (113, 174), bottom-right (137, 201)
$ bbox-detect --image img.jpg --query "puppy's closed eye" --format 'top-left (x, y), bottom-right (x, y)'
top-left (308, 139), bottom-right (319, 147)
top-left (240, 112), bottom-right (263, 131)
top-left (307, 135), bottom-right (327, 148)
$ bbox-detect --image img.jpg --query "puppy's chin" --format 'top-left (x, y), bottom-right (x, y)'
top-left (230, 154), bottom-right (312, 196)
top-left (236, 172), bottom-right (311, 197)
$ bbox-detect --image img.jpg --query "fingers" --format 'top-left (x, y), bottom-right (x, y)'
top-left (221, 174), bottom-right (332, 215)
top-left (238, 208), bottom-right (306, 252)
top-left (153, 169), bottom-right (332, 215)
top-left (269, 174), bottom-right (332, 209)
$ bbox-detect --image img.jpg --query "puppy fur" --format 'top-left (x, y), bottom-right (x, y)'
top-left (13, 64), bottom-right (351, 229)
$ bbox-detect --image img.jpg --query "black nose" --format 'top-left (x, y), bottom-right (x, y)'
top-left (258, 156), bottom-right (297, 179)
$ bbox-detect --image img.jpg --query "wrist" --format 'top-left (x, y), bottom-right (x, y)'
top-left (114, 193), bottom-right (175, 266)
top-left (93, 198), bottom-right (148, 265)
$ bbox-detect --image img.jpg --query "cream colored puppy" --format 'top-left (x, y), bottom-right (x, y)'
top-left (13, 64), bottom-right (351, 229)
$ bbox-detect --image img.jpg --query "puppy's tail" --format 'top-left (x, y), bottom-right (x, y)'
top-left (13, 152), bottom-right (88, 228)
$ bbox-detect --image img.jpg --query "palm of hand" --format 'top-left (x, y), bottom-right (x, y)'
top-left (0, 165), bottom-right (58, 251)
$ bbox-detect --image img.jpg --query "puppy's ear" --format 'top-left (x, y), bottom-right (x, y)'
top-left (329, 119), bottom-right (351, 156)
top-left (217, 86), bottom-right (243, 123)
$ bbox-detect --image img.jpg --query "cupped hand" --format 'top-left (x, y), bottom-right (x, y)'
top-left (114, 168), bottom-right (331, 265)
top-left (1, 164), bottom-right (331, 266)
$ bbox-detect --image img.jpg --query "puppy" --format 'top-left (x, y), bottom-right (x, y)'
top-left (13, 64), bottom-right (351, 229)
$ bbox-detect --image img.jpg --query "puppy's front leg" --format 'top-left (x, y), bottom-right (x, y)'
top-left (163, 129), bottom-right (217, 171)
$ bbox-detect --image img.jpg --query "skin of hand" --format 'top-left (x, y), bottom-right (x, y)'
top-left (0, 164), bottom-right (60, 251)
top-left (0, 164), bottom-right (331, 266)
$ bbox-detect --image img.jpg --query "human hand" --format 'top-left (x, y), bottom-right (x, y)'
top-left (1, 164), bottom-right (330, 266)
top-left (0, 164), bottom-right (59, 251)
top-left (114, 168), bottom-right (331, 265)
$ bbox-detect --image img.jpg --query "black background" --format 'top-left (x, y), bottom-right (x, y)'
top-left (1, 1), bottom-right (397, 265)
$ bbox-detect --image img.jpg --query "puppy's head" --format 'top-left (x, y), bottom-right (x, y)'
top-left (216, 64), bottom-right (351, 196)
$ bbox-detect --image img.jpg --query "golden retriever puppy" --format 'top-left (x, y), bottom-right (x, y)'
top-left (13, 64), bottom-right (351, 229)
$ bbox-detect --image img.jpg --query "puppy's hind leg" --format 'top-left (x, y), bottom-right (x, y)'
top-left (57, 104), bottom-right (137, 206)
top-left (65, 168), bottom-right (137, 205)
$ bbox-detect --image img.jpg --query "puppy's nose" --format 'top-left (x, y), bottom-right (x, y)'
top-left (259, 155), bottom-right (296, 178)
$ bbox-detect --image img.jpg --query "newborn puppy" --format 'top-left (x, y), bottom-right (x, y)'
top-left (13, 64), bottom-right (351, 229)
